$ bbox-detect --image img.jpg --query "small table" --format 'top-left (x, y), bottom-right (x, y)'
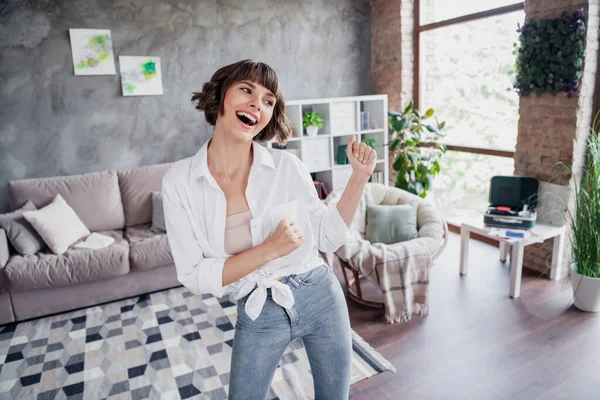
top-left (459, 218), bottom-right (566, 298)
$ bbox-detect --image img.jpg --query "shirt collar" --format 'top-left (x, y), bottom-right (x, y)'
top-left (189, 137), bottom-right (275, 182)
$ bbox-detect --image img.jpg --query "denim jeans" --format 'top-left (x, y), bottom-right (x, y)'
top-left (228, 264), bottom-right (352, 400)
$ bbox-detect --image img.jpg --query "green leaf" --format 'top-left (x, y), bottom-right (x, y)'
top-left (392, 156), bottom-right (405, 171)
top-left (302, 111), bottom-right (323, 128)
top-left (406, 137), bottom-right (419, 147)
top-left (403, 100), bottom-right (413, 115)
top-left (392, 118), bottom-right (407, 132)
top-left (425, 108), bottom-right (434, 117)
top-left (389, 138), bottom-right (401, 152)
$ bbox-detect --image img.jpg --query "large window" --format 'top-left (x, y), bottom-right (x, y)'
top-left (416, 1), bottom-right (524, 223)
top-left (421, 0), bottom-right (523, 25)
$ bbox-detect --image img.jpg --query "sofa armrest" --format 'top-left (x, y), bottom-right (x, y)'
top-left (0, 229), bottom-right (9, 269)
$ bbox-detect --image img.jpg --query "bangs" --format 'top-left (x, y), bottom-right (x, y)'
top-left (192, 59), bottom-right (292, 142)
top-left (228, 60), bottom-right (279, 97)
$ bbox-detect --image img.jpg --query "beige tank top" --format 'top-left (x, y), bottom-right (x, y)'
top-left (226, 210), bottom-right (285, 284)
top-left (224, 210), bottom-right (254, 255)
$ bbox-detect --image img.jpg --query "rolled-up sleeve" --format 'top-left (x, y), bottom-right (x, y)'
top-left (296, 160), bottom-right (353, 253)
top-left (162, 176), bottom-right (229, 298)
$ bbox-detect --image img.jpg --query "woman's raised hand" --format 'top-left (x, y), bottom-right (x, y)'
top-left (346, 135), bottom-right (376, 179)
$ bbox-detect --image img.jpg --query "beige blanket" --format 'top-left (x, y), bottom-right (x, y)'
top-left (324, 189), bottom-right (439, 324)
top-left (326, 236), bottom-right (433, 324)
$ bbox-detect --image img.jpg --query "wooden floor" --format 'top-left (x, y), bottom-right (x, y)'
top-left (338, 232), bottom-right (600, 400)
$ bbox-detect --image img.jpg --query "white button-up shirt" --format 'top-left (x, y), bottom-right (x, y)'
top-left (162, 138), bottom-right (353, 320)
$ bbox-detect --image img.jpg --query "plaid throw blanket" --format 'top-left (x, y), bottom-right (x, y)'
top-left (325, 236), bottom-right (433, 324)
top-left (323, 189), bottom-right (440, 324)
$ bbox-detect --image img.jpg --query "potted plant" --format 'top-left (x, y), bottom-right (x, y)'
top-left (388, 100), bottom-right (447, 198)
top-left (303, 111), bottom-right (323, 137)
top-left (569, 112), bottom-right (600, 312)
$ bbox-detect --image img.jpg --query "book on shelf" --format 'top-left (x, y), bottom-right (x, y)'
top-left (369, 171), bottom-right (384, 184)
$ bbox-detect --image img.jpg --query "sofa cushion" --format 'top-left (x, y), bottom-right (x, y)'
top-left (0, 229), bottom-right (9, 270)
top-left (118, 163), bottom-right (174, 227)
top-left (0, 200), bottom-right (47, 255)
top-left (151, 191), bottom-right (166, 233)
top-left (23, 194), bottom-right (91, 255)
top-left (4, 229), bottom-right (129, 292)
top-left (8, 170), bottom-right (125, 231)
top-left (125, 223), bottom-right (172, 271)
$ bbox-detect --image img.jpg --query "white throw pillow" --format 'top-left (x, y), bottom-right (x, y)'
top-left (23, 194), bottom-right (91, 255)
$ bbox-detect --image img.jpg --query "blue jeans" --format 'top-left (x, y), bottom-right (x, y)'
top-left (229, 264), bottom-right (352, 400)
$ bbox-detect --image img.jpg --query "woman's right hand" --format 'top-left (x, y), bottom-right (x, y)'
top-left (266, 219), bottom-right (307, 258)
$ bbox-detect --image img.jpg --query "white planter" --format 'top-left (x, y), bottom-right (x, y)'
top-left (570, 263), bottom-right (600, 312)
top-left (306, 125), bottom-right (319, 137)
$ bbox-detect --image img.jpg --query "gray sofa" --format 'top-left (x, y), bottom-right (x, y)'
top-left (0, 162), bottom-right (181, 325)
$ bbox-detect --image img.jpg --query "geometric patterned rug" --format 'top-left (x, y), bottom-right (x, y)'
top-left (0, 285), bottom-right (395, 399)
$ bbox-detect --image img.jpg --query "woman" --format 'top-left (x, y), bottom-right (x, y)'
top-left (162, 59), bottom-right (376, 400)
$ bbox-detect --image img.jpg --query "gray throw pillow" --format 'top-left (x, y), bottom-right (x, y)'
top-left (365, 203), bottom-right (419, 245)
top-left (0, 200), bottom-right (47, 255)
top-left (150, 191), bottom-right (166, 233)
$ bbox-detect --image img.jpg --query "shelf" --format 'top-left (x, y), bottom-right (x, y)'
top-left (359, 129), bottom-right (385, 135)
top-left (303, 134), bottom-right (331, 139)
top-left (277, 95), bottom-right (388, 193)
top-left (330, 130), bottom-right (385, 138)
top-left (333, 159), bottom-right (384, 169)
top-left (333, 164), bottom-right (352, 169)
top-left (308, 167), bottom-right (332, 173)
top-left (331, 132), bottom-right (356, 137)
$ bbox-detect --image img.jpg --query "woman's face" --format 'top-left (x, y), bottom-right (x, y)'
top-left (218, 80), bottom-right (276, 141)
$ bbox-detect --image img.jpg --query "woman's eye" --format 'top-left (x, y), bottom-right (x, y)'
top-left (265, 100), bottom-right (273, 106)
top-left (241, 87), bottom-right (251, 94)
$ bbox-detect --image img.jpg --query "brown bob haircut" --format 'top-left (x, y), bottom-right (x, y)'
top-left (191, 59), bottom-right (292, 145)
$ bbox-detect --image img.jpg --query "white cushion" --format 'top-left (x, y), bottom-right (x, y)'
top-left (23, 193), bottom-right (91, 255)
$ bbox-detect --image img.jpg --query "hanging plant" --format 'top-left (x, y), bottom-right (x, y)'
top-left (513, 9), bottom-right (586, 97)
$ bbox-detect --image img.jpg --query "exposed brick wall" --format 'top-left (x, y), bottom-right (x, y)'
top-left (372, 0), bottom-right (403, 111)
top-left (399, 0), bottom-right (414, 108)
top-left (371, 0), bottom-right (414, 185)
top-left (514, 0), bottom-right (599, 277)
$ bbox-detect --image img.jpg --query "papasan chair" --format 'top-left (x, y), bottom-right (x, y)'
top-left (323, 183), bottom-right (448, 323)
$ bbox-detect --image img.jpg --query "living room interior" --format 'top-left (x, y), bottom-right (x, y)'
top-left (1, 0), bottom-right (600, 399)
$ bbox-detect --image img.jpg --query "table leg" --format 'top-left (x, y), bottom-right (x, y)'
top-left (550, 231), bottom-right (566, 280)
top-left (460, 226), bottom-right (470, 275)
top-left (509, 243), bottom-right (524, 298)
top-left (499, 240), bottom-right (508, 262)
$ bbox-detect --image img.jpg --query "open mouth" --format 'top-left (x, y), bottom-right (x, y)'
top-left (236, 111), bottom-right (258, 127)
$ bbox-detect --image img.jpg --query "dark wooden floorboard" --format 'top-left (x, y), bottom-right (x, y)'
top-left (341, 232), bottom-right (600, 400)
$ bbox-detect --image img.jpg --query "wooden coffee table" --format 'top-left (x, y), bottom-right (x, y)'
top-left (459, 218), bottom-right (566, 298)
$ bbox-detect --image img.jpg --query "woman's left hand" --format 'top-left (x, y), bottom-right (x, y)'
top-left (346, 135), bottom-right (377, 179)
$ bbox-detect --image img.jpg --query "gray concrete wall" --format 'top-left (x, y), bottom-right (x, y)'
top-left (0, 0), bottom-right (371, 213)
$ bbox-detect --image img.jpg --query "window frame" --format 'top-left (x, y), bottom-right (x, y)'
top-left (414, 1), bottom-right (525, 157)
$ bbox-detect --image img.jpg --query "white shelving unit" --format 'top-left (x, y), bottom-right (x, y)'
top-left (263, 95), bottom-right (389, 194)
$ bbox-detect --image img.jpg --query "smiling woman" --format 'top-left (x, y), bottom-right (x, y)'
top-left (163, 59), bottom-right (377, 400)
top-left (191, 59), bottom-right (292, 145)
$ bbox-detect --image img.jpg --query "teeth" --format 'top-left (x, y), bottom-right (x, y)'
top-left (236, 111), bottom-right (257, 124)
